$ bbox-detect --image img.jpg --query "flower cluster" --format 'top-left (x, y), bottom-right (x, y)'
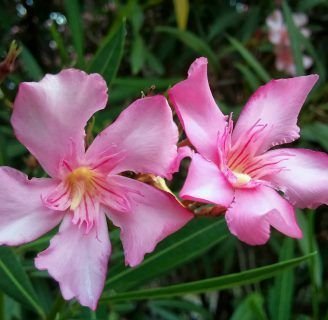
top-left (266, 9), bottom-right (312, 75)
top-left (0, 58), bottom-right (327, 309)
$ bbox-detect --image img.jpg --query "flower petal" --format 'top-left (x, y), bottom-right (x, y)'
top-left (226, 184), bottom-right (302, 245)
top-left (0, 167), bottom-right (63, 246)
top-left (168, 57), bottom-right (227, 163)
top-left (180, 153), bottom-right (234, 207)
top-left (12, 69), bottom-right (108, 178)
top-left (86, 95), bottom-right (178, 178)
top-left (232, 75), bottom-right (318, 156)
top-left (106, 176), bottom-right (193, 267)
top-left (262, 148), bottom-right (328, 209)
top-left (35, 213), bottom-right (111, 310)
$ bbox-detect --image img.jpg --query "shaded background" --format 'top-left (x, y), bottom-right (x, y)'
top-left (0, 0), bottom-right (327, 319)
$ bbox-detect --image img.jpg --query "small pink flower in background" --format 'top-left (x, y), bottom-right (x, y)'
top-left (266, 9), bottom-right (312, 75)
top-left (169, 57), bottom-right (328, 245)
top-left (0, 70), bottom-right (192, 309)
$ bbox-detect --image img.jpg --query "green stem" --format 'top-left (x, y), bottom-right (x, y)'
top-left (308, 212), bottom-right (319, 320)
top-left (0, 292), bottom-right (4, 320)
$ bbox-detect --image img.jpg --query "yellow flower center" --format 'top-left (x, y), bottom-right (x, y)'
top-left (232, 171), bottom-right (251, 186)
top-left (66, 167), bottom-right (97, 210)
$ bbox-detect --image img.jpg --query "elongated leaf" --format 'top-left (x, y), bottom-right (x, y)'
top-left (130, 35), bottom-right (145, 74)
top-left (227, 36), bottom-right (270, 82)
top-left (269, 238), bottom-right (294, 320)
top-left (231, 293), bottom-right (267, 320)
top-left (19, 46), bottom-right (43, 80)
top-left (282, 1), bottom-right (304, 76)
top-left (235, 63), bottom-right (261, 91)
top-left (106, 218), bottom-right (228, 292)
top-left (88, 22), bottom-right (126, 85)
top-left (0, 247), bottom-right (45, 318)
top-left (156, 26), bottom-right (219, 70)
top-left (101, 252), bottom-right (315, 302)
top-left (63, 0), bottom-right (84, 67)
top-left (173, 0), bottom-right (189, 30)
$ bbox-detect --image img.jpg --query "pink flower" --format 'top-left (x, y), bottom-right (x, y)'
top-left (0, 69), bottom-right (192, 309)
top-left (169, 57), bottom-right (328, 245)
top-left (266, 9), bottom-right (312, 75)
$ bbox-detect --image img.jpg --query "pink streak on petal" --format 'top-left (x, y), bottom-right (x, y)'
top-left (0, 167), bottom-right (64, 246)
top-left (262, 148), bottom-right (328, 209)
top-left (42, 181), bottom-right (71, 211)
top-left (12, 69), bottom-right (108, 178)
top-left (86, 95), bottom-right (178, 178)
top-left (106, 176), bottom-right (193, 267)
top-left (226, 185), bottom-right (302, 245)
top-left (232, 75), bottom-right (318, 156)
top-left (168, 57), bottom-right (227, 163)
top-left (35, 213), bottom-right (111, 310)
top-left (180, 153), bottom-right (234, 207)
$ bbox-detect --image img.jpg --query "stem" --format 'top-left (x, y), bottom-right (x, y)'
top-left (308, 212), bottom-right (319, 320)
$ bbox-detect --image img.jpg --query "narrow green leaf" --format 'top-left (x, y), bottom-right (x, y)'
top-left (282, 1), bottom-right (304, 76)
top-left (0, 247), bottom-right (45, 318)
top-left (130, 35), bottom-right (145, 74)
top-left (156, 26), bottom-right (219, 70)
top-left (63, 0), bottom-right (84, 67)
top-left (49, 22), bottom-right (69, 65)
top-left (101, 252), bottom-right (315, 302)
top-left (105, 218), bottom-right (228, 292)
top-left (235, 63), bottom-right (261, 91)
top-left (231, 293), bottom-right (268, 320)
top-left (227, 36), bottom-right (270, 82)
top-left (269, 238), bottom-right (294, 320)
top-left (19, 46), bottom-right (43, 80)
top-left (88, 22), bottom-right (126, 85)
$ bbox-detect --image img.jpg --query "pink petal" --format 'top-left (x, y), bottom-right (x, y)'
top-left (12, 69), bottom-right (108, 178)
top-left (180, 153), bottom-right (234, 207)
top-left (106, 176), bottom-right (193, 267)
top-left (226, 185), bottom-right (302, 245)
top-left (86, 95), bottom-right (178, 178)
top-left (168, 57), bottom-right (227, 163)
top-left (262, 148), bottom-right (328, 209)
top-left (0, 167), bottom-right (63, 246)
top-left (35, 213), bottom-right (111, 310)
top-left (232, 75), bottom-right (318, 156)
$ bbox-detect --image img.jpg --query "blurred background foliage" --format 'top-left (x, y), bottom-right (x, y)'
top-left (0, 0), bottom-right (327, 319)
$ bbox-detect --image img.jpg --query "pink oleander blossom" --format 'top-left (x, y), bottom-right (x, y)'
top-left (169, 57), bottom-right (328, 245)
top-left (266, 9), bottom-right (312, 75)
top-left (0, 69), bottom-right (192, 309)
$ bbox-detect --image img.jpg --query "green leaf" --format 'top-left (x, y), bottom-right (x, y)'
top-left (63, 0), bottom-right (84, 67)
top-left (49, 22), bottom-right (69, 65)
top-left (282, 1), bottom-right (304, 76)
top-left (19, 46), bottom-right (43, 80)
top-left (269, 238), bottom-right (294, 320)
top-left (301, 122), bottom-right (328, 151)
top-left (231, 293), bottom-right (268, 320)
top-left (227, 36), bottom-right (270, 82)
top-left (0, 247), bottom-right (45, 318)
top-left (88, 21), bottom-right (126, 86)
top-left (102, 252), bottom-right (315, 303)
top-left (130, 35), bottom-right (145, 74)
top-left (156, 26), bottom-right (219, 70)
top-left (235, 63), bottom-right (261, 91)
top-left (105, 218), bottom-right (228, 292)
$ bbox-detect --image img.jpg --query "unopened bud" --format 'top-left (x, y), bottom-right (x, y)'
top-left (0, 41), bottom-right (21, 84)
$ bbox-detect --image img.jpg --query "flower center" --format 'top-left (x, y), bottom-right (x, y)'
top-left (232, 171), bottom-right (251, 186)
top-left (66, 167), bottom-right (97, 210)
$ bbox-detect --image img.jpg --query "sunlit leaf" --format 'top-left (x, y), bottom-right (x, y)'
top-left (101, 252), bottom-right (315, 302)
top-left (173, 0), bottom-right (189, 30)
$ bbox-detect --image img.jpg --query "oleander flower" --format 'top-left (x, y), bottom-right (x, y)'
top-left (0, 69), bottom-right (192, 309)
top-left (266, 9), bottom-right (312, 75)
top-left (169, 57), bottom-right (328, 245)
